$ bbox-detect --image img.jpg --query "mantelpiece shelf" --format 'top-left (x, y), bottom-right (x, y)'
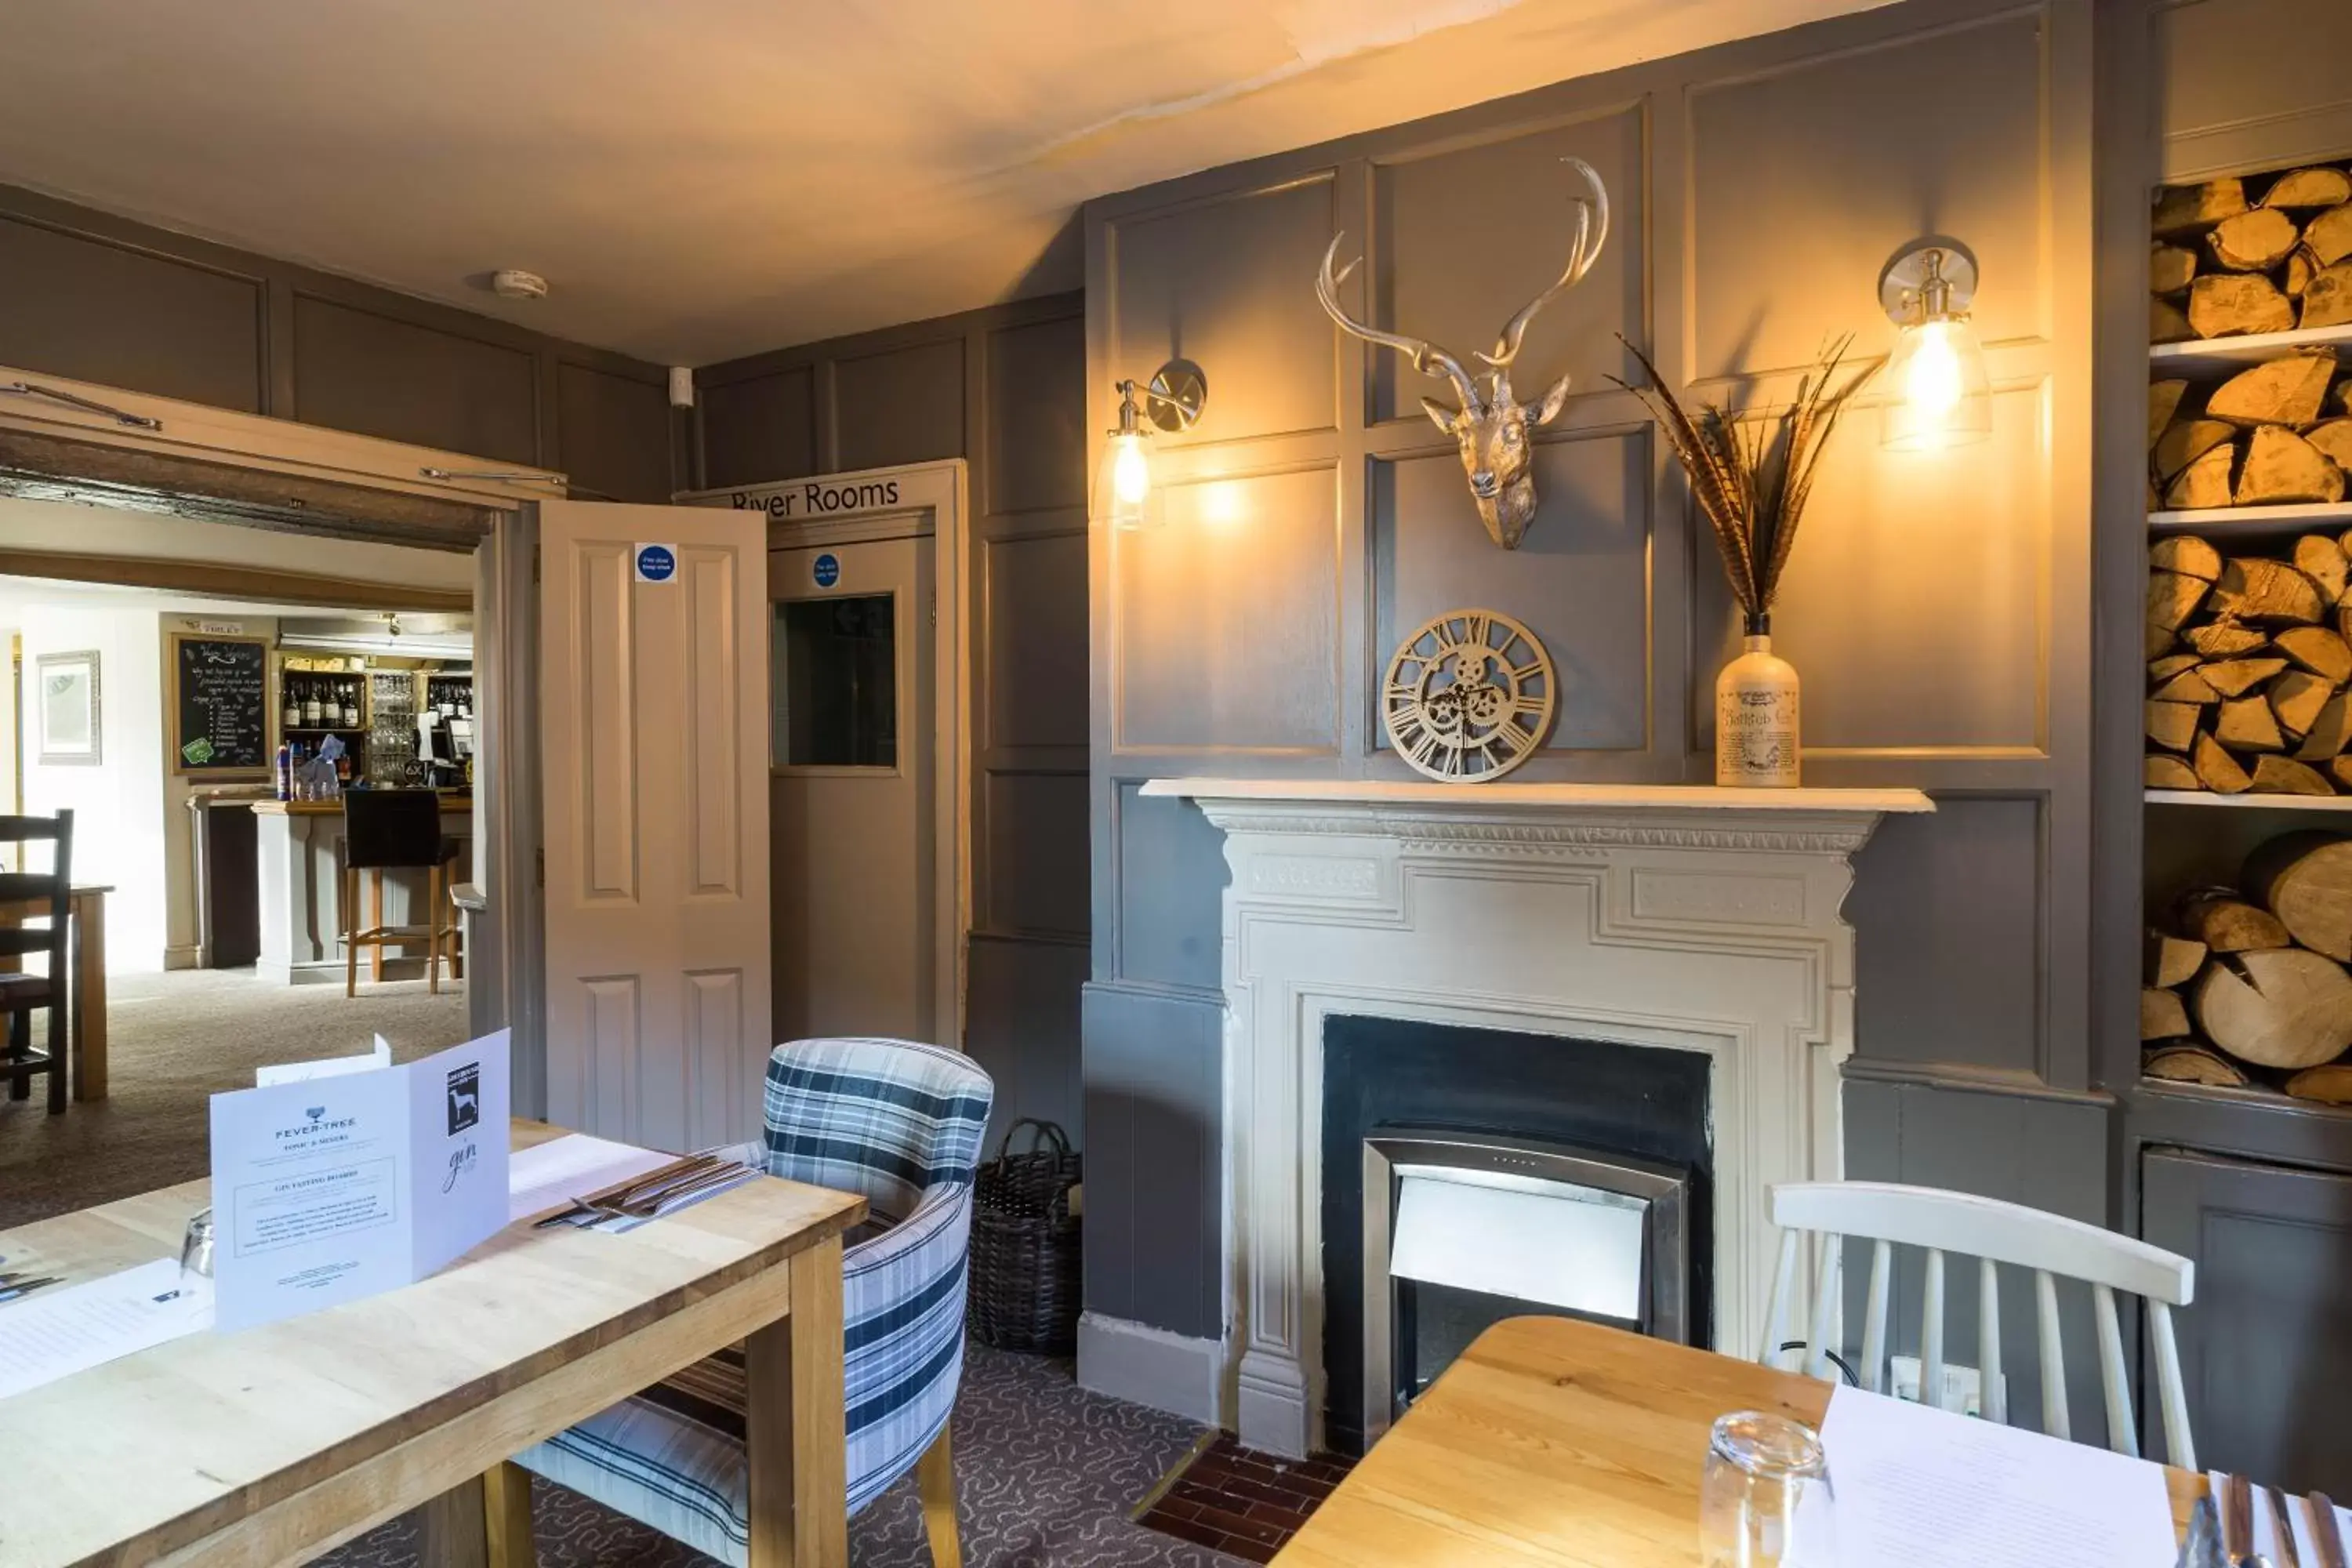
top-left (2147, 501), bottom-right (2352, 533)
top-left (2147, 789), bottom-right (2352, 813)
top-left (2148, 322), bottom-right (2352, 377)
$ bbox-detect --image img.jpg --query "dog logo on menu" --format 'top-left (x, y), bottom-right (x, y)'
top-left (446, 1063), bottom-right (480, 1136)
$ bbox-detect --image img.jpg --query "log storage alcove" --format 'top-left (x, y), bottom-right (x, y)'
top-left (2144, 830), bottom-right (2352, 1105)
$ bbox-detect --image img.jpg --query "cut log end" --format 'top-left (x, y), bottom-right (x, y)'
top-left (2143, 1045), bottom-right (2249, 1087)
top-left (2179, 891), bottom-right (2291, 951)
top-left (2207, 354), bottom-right (2336, 427)
top-left (2147, 929), bottom-right (2210, 989)
top-left (2193, 946), bottom-right (2352, 1069)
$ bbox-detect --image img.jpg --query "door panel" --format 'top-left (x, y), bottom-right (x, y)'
top-left (2142, 1147), bottom-right (2352, 1494)
top-left (542, 500), bottom-right (770, 1150)
top-left (769, 535), bottom-right (934, 1042)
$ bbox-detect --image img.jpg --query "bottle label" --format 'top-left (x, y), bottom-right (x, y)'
top-left (1717, 684), bottom-right (1801, 786)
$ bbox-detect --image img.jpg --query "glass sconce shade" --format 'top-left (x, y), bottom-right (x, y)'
top-left (1878, 242), bottom-right (1992, 451)
top-left (1882, 313), bottom-right (1991, 450)
top-left (1098, 428), bottom-right (1163, 531)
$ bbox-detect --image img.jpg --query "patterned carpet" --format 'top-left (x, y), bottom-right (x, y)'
top-left (321, 1344), bottom-right (1249, 1568)
top-left (0, 967), bottom-right (470, 1230)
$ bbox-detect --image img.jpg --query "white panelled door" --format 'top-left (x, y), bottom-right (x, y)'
top-left (540, 500), bottom-right (770, 1151)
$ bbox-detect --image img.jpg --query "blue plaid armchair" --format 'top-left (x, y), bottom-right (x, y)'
top-left (505, 1037), bottom-right (994, 1568)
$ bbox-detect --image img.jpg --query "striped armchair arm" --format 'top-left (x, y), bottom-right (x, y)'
top-left (842, 1174), bottom-right (975, 1513)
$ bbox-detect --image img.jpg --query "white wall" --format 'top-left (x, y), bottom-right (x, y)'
top-left (21, 604), bottom-right (169, 970)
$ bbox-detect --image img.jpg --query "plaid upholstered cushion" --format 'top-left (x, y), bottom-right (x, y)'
top-left (515, 1038), bottom-right (995, 1566)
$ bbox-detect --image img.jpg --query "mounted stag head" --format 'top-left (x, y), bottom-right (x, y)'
top-left (1316, 157), bottom-right (1609, 549)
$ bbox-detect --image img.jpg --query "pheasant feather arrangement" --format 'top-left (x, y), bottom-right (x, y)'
top-left (1613, 335), bottom-right (1868, 633)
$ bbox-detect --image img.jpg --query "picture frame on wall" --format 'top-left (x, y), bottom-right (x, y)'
top-left (37, 649), bottom-right (102, 766)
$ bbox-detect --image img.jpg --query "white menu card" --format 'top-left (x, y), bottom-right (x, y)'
top-left (208, 1030), bottom-right (510, 1332)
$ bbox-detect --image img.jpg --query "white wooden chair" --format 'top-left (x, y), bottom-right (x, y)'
top-left (1760, 1181), bottom-right (2197, 1468)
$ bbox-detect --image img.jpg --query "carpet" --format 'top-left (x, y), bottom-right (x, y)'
top-left (0, 967), bottom-right (470, 1229)
top-left (319, 1343), bottom-right (1248, 1568)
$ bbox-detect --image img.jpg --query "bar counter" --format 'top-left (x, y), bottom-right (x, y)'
top-left (252, 793), bottom-right (474, 984)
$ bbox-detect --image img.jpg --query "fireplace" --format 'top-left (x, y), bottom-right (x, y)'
top-left (1136, 777), bottom-right (1929, 1457)
top-left (1323, 1014), bottom-right (1709, 1454)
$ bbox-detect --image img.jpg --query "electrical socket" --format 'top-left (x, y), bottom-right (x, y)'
top-left (1886, 1355), bottom-right (1999, 1417)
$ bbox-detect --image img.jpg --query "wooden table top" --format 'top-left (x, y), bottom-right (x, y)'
top-left (0, 1120), bottom-right (864, 1568)
top-left (251, 793), bottom-right (473, 816)
top-left (1276, 1316), bottom-right (2205, 1568)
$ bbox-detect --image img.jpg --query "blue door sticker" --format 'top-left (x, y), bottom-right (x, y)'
top-left (813, 553), bottom-right (840, 588)
top-left (633, 543), bottom-right (677, 583)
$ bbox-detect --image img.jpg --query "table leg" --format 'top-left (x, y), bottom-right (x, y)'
top-left (72, 892), bottom-right (105, 1102)
top-left (746, 1234), bottom-right (846, 1568)
top-left (412, 1474), bottom-right (489, 1568)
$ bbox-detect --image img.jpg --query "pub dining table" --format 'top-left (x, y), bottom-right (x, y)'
top-left (0, 1120), bottom-right (864, 1568)
top-left (0, 882), bottom-right (111, 1102)
top-left (1276, 1314), bottom-right (2209, 1567)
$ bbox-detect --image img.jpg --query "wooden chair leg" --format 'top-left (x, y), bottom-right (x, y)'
top-left (344, 868), bottom-right (360, 996)
top-left (426, 864), bottom-right (443, 995)
top-left (483, 1461), bottom-right (537, 1568)
top-left (916, 1425), bottom-right (960, 1568)
top-left (45, 997), bottom-right (65, 1115)
top-left (6, 1009), bottom-right (27, 1101)
top-left (370, 870), bottom-right (386, 984)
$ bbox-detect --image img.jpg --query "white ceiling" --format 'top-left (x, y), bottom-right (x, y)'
top-left (0, 0), bottom-right (1886, 366)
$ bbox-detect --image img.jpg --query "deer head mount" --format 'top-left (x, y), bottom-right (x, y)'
top-left (1316, 157), bottom-right (1610, 550)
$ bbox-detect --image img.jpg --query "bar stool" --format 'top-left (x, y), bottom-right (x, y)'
top-left (342, 790), bottom-right (461, 996)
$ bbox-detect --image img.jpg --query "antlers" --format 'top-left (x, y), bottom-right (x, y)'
top-left (1313, 156), bottom-right (1610, 403)
top-left (1482, 156), bottom-right (1610, 375)
top-left (1315, 237), bottom-right (1479, 411)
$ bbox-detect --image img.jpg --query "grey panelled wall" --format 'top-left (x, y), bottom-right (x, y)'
top-left (692, 295), bottom-right (1091, 1147)
top-left (1083, 0), bottom-right (2107, 1349)
top-left (0, 183), bottom-right (682, 500)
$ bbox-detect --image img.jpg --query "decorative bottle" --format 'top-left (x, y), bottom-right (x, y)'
top-left (1715, 617), bottom-right (1801, 787)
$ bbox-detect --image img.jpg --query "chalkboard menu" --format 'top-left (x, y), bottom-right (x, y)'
top-left (172, 636), bottom-right (269, 773)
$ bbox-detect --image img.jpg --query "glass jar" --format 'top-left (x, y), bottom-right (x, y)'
top-left (1699, 1410), bottom-right (1837, 1568)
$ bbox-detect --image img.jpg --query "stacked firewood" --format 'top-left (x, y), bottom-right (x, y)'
top-left (2143, 530), bottom-right (2352, 793)
top-left (2150, 360), bottom-right (2351, 511)
top-left (2150, 164), bottom-right (2352, 513)
top-left (2143, 836), bottom-right (2352, 1103)
top-left (2153, 166), bottom-right (2352, 344)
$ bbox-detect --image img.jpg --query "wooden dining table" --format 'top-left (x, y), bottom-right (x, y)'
top-left (0, 1119), bottom-right (865, 1568)
top-left (0, 881), bottom-right (111, 1102)
top-left (1276, 1314), bottom-right (2207, 1567)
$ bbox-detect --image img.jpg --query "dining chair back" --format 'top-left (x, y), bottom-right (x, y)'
top-left (502, 1037), bottom-right (995, 1568)
top-left (0, 811), bottom-right (73, 1114)
top-left (1761, 1180), bottom-right (2196, 1468)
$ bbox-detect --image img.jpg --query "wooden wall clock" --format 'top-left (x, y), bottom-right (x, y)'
top-left (1382, 609), bottom-right (1556, 782)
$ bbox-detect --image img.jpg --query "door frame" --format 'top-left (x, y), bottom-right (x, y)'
top-left (0, 361), bottom-right (552, 1106)
top-left (681, 459), bottom-right (972, 1045)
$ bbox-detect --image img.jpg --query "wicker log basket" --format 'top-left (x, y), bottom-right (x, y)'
top-left (967, 1117), bottom-right (1082, 1352)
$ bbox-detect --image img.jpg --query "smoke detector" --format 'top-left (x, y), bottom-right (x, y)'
top-left (490, 269), bottom-right (549, 300)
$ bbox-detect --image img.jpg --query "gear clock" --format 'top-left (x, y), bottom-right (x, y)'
top-left (1381, 609), bottom-right (1556, 782)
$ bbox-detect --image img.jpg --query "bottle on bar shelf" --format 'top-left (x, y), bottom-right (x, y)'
top-left (302, 678), bottom-right (321, 727)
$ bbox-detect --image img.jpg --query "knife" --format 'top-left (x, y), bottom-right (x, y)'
top-left (2184, 1497), bottom-right (2227, 1568)
top-left (2271, 1486), bottom-right (2304, 1568)
top-left (529, 1153), bottom-right (720, 1227)
top-left (2308, 1494), bottom-right (2346, 1568)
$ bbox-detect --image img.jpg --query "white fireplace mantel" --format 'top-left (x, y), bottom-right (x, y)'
top-left (1138, 776), bottom-right (1933, 1457)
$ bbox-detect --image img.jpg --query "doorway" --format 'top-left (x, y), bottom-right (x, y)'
top-left (688, 459), bottom-right (971, 1050)
top-left (0, 498), bottom-right (482, 1228)
top-left (769, 527), bottom-right (936, 1040)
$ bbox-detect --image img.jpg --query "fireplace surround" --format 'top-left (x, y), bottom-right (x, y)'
top-left (1137, 777), bottom-right (1932, 1457)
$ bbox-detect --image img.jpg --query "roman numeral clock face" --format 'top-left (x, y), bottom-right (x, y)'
top-left (1382, 609), bottom-right (1557, 782)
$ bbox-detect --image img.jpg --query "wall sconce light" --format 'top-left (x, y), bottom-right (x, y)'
top-left (1098, 360), bottom-right (1208, 531)
top-left (1878, 242), bottom-right (1991, 450)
